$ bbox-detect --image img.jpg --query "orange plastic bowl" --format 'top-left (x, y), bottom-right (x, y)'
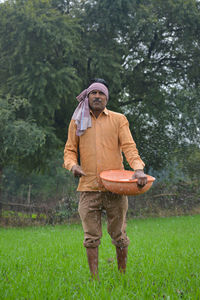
top-left (100, 170), bottom-right (155, 196)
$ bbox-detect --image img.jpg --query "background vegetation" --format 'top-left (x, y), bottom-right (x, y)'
top-left (0, 0), bottom-right (200, 222)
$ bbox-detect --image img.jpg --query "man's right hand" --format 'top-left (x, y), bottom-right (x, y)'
top-left (71, 165), bottom-right (86, 177)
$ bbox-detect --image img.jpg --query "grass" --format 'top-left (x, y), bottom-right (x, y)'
top-left (0, 215), bottom-right (200, 299)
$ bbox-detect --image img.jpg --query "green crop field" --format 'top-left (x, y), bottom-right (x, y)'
top-left (0, 215), bottom-right (200, 299)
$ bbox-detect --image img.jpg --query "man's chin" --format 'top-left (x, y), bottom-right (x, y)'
top-left (92, 105), bottom-right (103, 110)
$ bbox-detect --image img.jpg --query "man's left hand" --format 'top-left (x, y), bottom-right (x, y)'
top-left (132, 169), bottom-right (147, 187)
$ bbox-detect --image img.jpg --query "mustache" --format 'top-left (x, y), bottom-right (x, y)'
top-left (93, 98), bottom-right (101, 102)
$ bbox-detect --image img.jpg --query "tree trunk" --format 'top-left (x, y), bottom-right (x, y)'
top-left (27, 184), bottom-right (32, 205)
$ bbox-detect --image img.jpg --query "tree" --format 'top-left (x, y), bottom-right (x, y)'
top-left (81, 0), bottom-right (200, 170)
top-left (0, 0), bottom-right (83, 141)
top-left (0, 94), bottom-right (44, 161)
top-left (0, 94), bottom-right (48, 195)
top-left (1, 0), bottom-right (200, 175)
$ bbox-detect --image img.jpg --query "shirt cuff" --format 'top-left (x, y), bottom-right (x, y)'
top-left (63, 161), bottom-right (77, 171)
top-left (132, 161), bottom-right (145, 171)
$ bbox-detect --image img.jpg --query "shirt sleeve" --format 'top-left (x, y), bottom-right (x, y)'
top-left (119, 115), bottom-right (145, 170)
top-left (63, 120), bottom-right (79, 171)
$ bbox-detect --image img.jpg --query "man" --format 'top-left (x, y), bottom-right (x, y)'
top-left (63, 78), bottom-right (147, 279)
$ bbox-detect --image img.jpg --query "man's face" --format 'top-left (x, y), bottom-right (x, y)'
top-left (88, 90), bottom-right (107, 113)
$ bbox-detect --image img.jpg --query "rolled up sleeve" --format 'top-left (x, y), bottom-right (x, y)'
top-left (63, 120), bottom-right (79, 171)
top-left (119, 115), bottom-right (145, 170)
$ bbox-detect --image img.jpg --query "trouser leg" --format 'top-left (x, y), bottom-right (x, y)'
top-left (103, 192), bottom-right (129, 272)
top-left (78, 192), bottom-right (102, 248)
top-left (104, 193), bottom-right (130, 248)
top-left (86, 247), bottom-right (99, 279)
top-left (116, 246), bottom-right (128, 273)
top-left (78, 192), bottom-right (102, 278)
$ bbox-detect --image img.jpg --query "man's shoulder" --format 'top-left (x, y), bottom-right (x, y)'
top-left (107, 110), bottom-right (127, 121)
top-left (107, 109), bottom-right (126, 119)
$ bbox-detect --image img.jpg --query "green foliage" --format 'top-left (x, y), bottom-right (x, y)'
top-left (118, 0), bottom-right (200, 169)
top-left (0, 0), bottom-right (82, 135)
top-left (0, 0), bottom-right (200, 178)
top-left (76, 0), bottom-right (200, 170)
top-left (1, 153), bottom-right (77, 203)
top-left (0, 94), bottom-right (46, 169)
top-left (0, 0), bottom-right (83, 171)
top-left (179, 145), bottom-right (200, 182)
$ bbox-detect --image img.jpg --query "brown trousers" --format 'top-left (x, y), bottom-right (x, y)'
top-left (78, 191), bottom-right (130, 248)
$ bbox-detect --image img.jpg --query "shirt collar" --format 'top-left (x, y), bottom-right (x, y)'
top-left (103, 107), bottom-right (109, 115)
top-left (90, 107), bottom-right (109, 116)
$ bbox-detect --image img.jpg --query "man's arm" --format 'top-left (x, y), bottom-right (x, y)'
top-left (119, 116), bottom-right (147, 186)
top-left (63, 120), bottom-right (85, 177)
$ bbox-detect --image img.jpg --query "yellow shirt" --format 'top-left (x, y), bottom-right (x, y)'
top-left (63, 108), bottom-right (145, 191)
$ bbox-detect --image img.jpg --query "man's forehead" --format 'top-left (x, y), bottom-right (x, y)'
top-left (89, 89), bottom-right (105, 94)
